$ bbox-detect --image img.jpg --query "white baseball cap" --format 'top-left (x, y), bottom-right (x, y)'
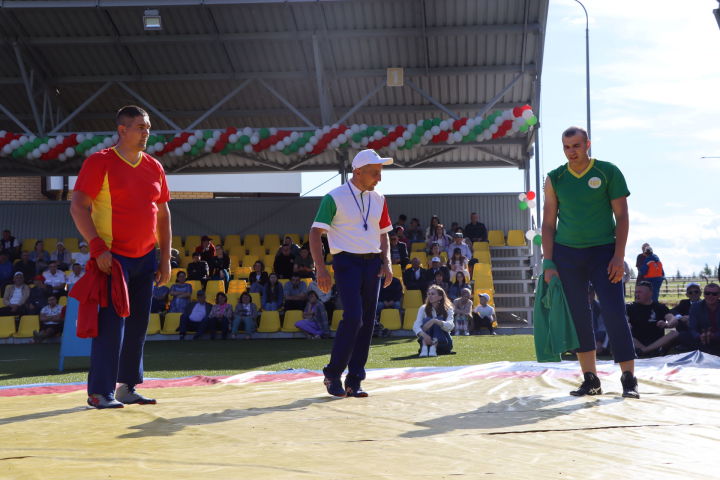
top-left (351, 149), bottom-right (393, 170)
top-left (431, 256), bottom-right (441, 263)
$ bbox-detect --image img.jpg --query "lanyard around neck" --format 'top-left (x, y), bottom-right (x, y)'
top-left (347, 182), bottom-right (371, 231)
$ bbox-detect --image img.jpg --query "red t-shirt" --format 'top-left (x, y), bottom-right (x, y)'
top-left (74, 147), bottom-right (170, 258)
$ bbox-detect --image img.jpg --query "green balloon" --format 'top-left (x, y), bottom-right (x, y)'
top-left (432, 118), bottom-right (441, 126)
top-left (519, 124), bottom-right (529, 132)
top-left (527, 116), bottom-right (538, 126)
top-left (518, 201), bottom-right (528, 210)
top-left (533, 234), bottom-right (542, 246)
top-left (352, 133), bottom-right (362, 143)
top-left (239, 135), bottom-right (250, 145)
top-left (203, 130), bottom-right (214, 139)
top-left (259, 128), bottom-right (270, 139)
top-left (423, 120), bottom-right (433, 130)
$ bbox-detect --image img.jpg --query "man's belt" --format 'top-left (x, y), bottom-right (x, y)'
top-left (337, 252), bottom-right (381, 259)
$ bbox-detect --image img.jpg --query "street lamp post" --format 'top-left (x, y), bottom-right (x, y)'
top-left (574, 0), bottom-right (591, 155)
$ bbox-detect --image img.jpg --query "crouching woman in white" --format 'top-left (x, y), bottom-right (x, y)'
top-left (413, 284), bottom-right (455, 357)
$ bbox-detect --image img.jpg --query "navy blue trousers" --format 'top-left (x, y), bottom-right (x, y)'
top-left (323, 253), bottom-right (382, 380)
top-left (87, 250), bottom-right (155, 397)
top-left (554, 243), bottom-right (635, 363)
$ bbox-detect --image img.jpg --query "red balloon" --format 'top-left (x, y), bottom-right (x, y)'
top-left (526, 191), bottom-right (536, 200)
top-left (513, 106), bottom-right (522, 117)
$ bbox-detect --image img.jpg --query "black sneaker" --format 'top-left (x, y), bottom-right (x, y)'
top-left (344, 375), bottom-right (369, 398)
top-left (115, 384), bottom-right (157, 405)
top-left (620, 371), bottom-right (640, 399)
top-left (570, 371), bottom-right (602, 396)
top-left (323, 377), bottom-right (347, 398)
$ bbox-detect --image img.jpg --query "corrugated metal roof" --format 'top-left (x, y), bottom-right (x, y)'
top-left (0, 0), bottom-right (549, 175)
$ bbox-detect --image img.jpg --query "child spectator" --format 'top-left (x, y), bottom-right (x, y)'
top-left (473, 293), bottom-right (496, 335)
top-left (452, 288), bottom-right (473, 336)
top-left (208, 292), bottom-right (233, 340)
top-left (168, 271), bottom-right (192, 313)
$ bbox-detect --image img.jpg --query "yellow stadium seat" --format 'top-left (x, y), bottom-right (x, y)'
top-left (391, 264), bottom-right (402, 279)
top-left (440, 252), bottom-right (448, 264)
top-left (185, 235), bottom-right (202, 252)
top-left (242, 255), bottom-right (259, 268)
top-left (474, 250), bottom-right (491, 264)
top-left (472, 241), bottom-right (490, 252)
top-left (474, 276), bottom-right (495, 291)
top-left (487, 230), bottom-right (505, 246)
top-left (227, 279), bottom-right (248, 293)
top-left (263, 234), bottom-right (281, 252)
top-left (379, 308), bottom-right (402, 330)
top-left (250, 292), bottom-right (261, 310)
top-left (208, 235), bottom-right (222, 246)
top-left (171, 235), bottom-right (184, 253)
top-left (58, 296), bottom-right (67, 306)
top-left (205, 280), bottom-right (225, 300)
top-left (283, 233), bottom-right (301, 245)
top-left (402, 290), bottom-right (423, 309)
top-left (278, 278), bottom-right (289, 286)
top-left (180, 255), bottom-right (193, 268)
top-left (42, 238), bottom-right (58, 253)
top-left (63, 237), bottom-right (79, 252)
top-left (243, 234), bottom-right (261, 251)
top-left (409, 252), bottom-right (427, 268)
top-left (402, 307), bottom-right (419, 330)
top-left (0, 316), bottom-right (16, 338)
top-left (411, 242), bottom-right (426, 252)
top-left (147, 313), bottom-right (161, 335)
top-left (224, 234), bottom-right (242, 249)
top-left (281, 310), bottom-right (303, 332)
top-left (228, 245), bottom-right (246, 257)
top-left (303, 233), bottom-right (310, 243)
top-left (161, 313), bottom-right (181, 334)
top-left (233, 266), bottom-right (252, 280)
top-left (21, 238), bottom-right (37, 253)
top-left (187, 280), bottom-right (202, 300)
top-left (472, 262), bottom-right (493, 279)
top-left (507, 230), bottom-right (527, 247)
top-left (257, 311), bottom-right (280, 332)
top-left (263, 255), bottom-right (276, 270)
top-left (14, 315), bottom-right (39, 338)
top-left (331, 310), bottom-right (344, 330)
top-left (248, 246), bottom-right (267, 258)
top-left (226, 291), bottom-right (242, 306)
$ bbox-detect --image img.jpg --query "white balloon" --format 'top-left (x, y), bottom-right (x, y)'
top-left (518, 193), bottom-right (527, 201)
top-left (439, 120), bottom-right (450, 130)
top-left (39, 144), bottom-right (50, 154)
top-left (26, 153), bottom-right (33, 160)
top-left (308, 136), bottom-right (318, 146)
top-left (527, 199), bottom-right (536, 208)
top-left (290, 131), bottom-right (300, 141)
top-left (321, 126), bottom-right (330, 134)
top-left (111, 133), bottom-right (119, 142)
top-left (489, 124), bottom-right (499, 134)
top-left (337, 134), bottom-right (347, 144)
top-left (466, 118), bottom-right (476, 128)
top-left (154, 142), bottom-right (164, 151)
top-left (0, 130), bottom-right (6, 137)
top-left (396, 137), bottom-right (406, 147)
top-left (33, 149), bottom-right (42, 159)
top-left (525, 229), bottom-right (536, 241)
top-left (181, 143), bottom-right (191, 153)
top-left (174, 147), bottom-right (184, 156)
top-left (371, 130), bottom-right (381, 140)
top-left (58, 153), bottom-right (67, 162)
top-left (243, 144), bottom-right (253, 153)
top-left (387, 142), bottom-right (397, 151)
top-left (146, 146), bottom-right (155, 154)
top-left (10, 139), bottom-right (20, 149)
top-left (19, 136), bottom-right (28, 145)
top-left (452, 132), bottom-right (463, 142)
top-left (48, 138), bottom-right (58, 148)
top-left (206, 138), bottom-right (216, 147)
top-left (423, 130), bottom-right (433, 140)
top-left (103, 137), bottom-right (114, 147)
top-left (476, 134), bottom-right (483, 142)
top-left (213, 130), bottom-right (222, 139)
top-left (460, 125), bottom-right (470, 136)
top-left (29, 135), bottom-right (37, 142)
top-left (270, 127), bottom-right (278, 135)
top-left (65, 147), bottom-right (75, 157)
top-left (1, 145), bottom-right (11, 155)
top-left (360, 137), bottom-right (369, 146)
top-left (228, 134), bottom-right (238, 144)
top-left (360, 124), bottom-right (368, 131)
top-left (407, 124), bottom-right (416, 133)
top-left (243, 127), bottom-right (253, 136)
top-left (430, 126), bottom-right (441, 136)
top-left (250, 135), bottom-right (260, 145)
top-left (188, 135), bottom-right (198, 145)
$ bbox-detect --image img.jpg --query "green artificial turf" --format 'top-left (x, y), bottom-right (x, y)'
top-left (0, 335), bottom-right (536, 387)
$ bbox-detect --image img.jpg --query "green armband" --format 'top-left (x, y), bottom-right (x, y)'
top-left (542, 259), bottom-right (557, 271)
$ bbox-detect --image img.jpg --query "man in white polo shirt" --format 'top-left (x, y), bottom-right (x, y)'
top-left (309, 149), bottom-right (394, 397)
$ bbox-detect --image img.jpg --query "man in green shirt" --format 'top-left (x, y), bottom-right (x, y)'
top-left (542, 126), bottom-right (639, 399)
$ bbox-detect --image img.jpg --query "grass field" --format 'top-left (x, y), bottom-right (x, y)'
top-left (0, 335), bottom-right (537, 388)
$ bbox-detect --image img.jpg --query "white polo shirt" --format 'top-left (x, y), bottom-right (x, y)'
top-left (312, 181), bottom-right (393, 254)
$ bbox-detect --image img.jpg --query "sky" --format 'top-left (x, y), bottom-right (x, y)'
top-left (299, 0), bottom-right (720, 277)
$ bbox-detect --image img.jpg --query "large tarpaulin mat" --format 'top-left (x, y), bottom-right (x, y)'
top-left (1, 351), bottom-right (719, 479)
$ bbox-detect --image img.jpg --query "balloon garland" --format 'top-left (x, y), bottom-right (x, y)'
top-left (0, 105), bottom-right (537, 162)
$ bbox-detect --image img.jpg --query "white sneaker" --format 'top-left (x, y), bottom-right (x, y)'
top-left (419, 344), bottom-right (429, 357)
top-left (464, 331), bottom-right (470, 336)
top-left (428, 344), bottom-right (437, 357)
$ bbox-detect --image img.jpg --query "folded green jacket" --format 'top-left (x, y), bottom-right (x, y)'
top-left (533, 273), bottom-right (580, 362)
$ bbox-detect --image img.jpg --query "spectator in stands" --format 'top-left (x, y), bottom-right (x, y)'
top-left (427, 241), bottom-right (443, 259)
top-left (295, 290), bottom-right (329, 339)
top-left (447, 232), bottom-right (473, 261)
top-left (13, 251), bottom-right (35, 284)
top-left (688, 283), bottom-right (720, 354)
top-left (388, 230), bottom-right (410, 270)
top-left (589, 285), bottom-right (609, 355)
top-left (209, 244), bottom-right (230, 286)
top-left (248, 260), bottom-right (269, 294)
top-left (50, 242), bottom-right (73, 271)
top-left (281, 236), bottom-right (301, 257)
top-left (186, 252), bottom-right (209, 283)
top-left (65, 262), bottom-right (85, 291)
top-left (168, 271), bottom-right (192, 313)
top-left (432, 270), bottom-right (450, 294)
top-left (394, 225), bottom-right (409, 246)
top-left (194, 235), bottom-right (216, 263)
top-left (427, 224), bottom-right (452, 252)
top-left (33, 294), bottom-right (64, 343)
top-left (404, 218), bottom-right (424, 245)
top-left (178, 290), bottom-right (212, 340)
top-left (42, 261), bottom-right (66, 297)
top-left (293, 246), bottom-right (315, 279)
top-left (25, 275), bottom-right (48, 315)
top-left (403, 257), bottom-right (429, 296)
top-left (1, 229), bottom-right (20, 261)
top-left (376, 276), bottom-right (403, 317)
top-left (447, 247), bottom-right (471, 284)
top-left (452, 287), bottom-right (473, 336)
top-left (262, 273), bottom-right (284, 311)
top-left (208, 292), bottom-right (232, 340)
top-left (627, 281), bottom-right (678, 356)
top-left (472, 293), bottom-right (496, 335)
top-left (464, 212), bottom-right (488, 243)
top-left (308, 279), bottom-right (336, 320)
top-left (637, 246), bottom-right (664, 302)
top-left (635, 243), bottom-right (650, 283)
top-left (283, 273), bottom-right (308, 311)
top-left (274, 244), bottom-right (295, 279)
top-left (232, 292), bottom-right (259, 339)
top-left (670, 282), bottom-right (702, 347)
top-left (447, 271), bottom-right (470, 302)
top-left (394, 214), bottom-right (407, 230)
top-left (424, 215), bottom-right (441, 241)
top-left (0, 253), bottom-right (12, 290)
top-left (0, 272), bottom-right (28, 316)
top-left (29, 240), bottom-right (50, 274)
top-left (170, 248), bottom-right (181, 269)
top-left (425, 256), bottom-right (450, 285)
top-left (413, 285), bottom-right (455, 357)
top-left (150, 282), bottom-right (170, 313)
top-left (71, 241), bottom-right (90, 268)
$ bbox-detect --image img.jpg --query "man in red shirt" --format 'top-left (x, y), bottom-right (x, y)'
top-left (71, 105), bottom-right (172, 409)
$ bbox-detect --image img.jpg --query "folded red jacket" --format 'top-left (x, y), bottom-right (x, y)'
top-left (69, 258), bottom-right (130, 338)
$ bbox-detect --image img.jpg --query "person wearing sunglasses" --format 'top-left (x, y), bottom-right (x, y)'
top-left (688, 283), bottom-right (720, 354)
top-left (627, 281), bottom-right (678, 357)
